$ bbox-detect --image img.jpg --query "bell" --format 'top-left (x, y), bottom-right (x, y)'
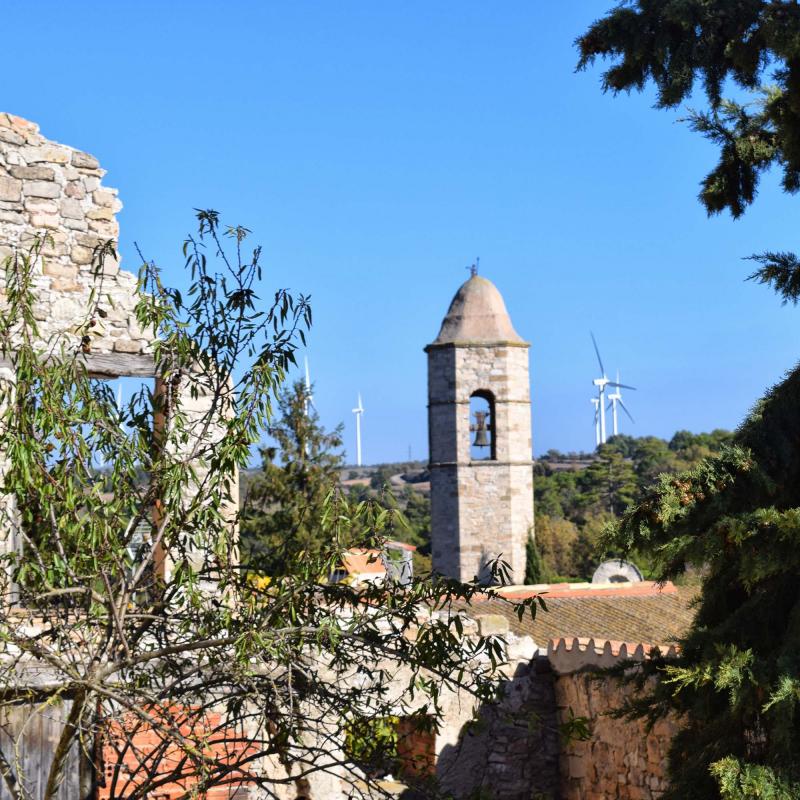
top-left (471, 410), bottom-right (491, 448)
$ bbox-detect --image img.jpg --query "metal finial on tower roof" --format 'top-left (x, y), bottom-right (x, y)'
top-left (467, 257), bottom-right (480, 278)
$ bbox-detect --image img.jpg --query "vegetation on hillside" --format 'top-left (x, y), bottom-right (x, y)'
top-left (534, 430), bottom-right (732, 580)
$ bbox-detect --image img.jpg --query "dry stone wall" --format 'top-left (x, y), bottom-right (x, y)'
top-left (554, 672), bottom-right (678, 800)
top-left (437, 654), bottom-right (560, 800)
top-left (0, 113), bottom-right (149, 356)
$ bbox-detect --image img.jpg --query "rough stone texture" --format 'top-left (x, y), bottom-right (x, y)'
top-left (554, 671), bottom-right (679, 799)
top-left (427, 279), bottom-right (534, 583)
top-left (437, 655), bottom-right (560, 800)
top-left (0, 113), bottom-right (150, 356)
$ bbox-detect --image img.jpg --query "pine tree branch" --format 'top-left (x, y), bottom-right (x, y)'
top-left (745, 251), bottom-right (800, 304)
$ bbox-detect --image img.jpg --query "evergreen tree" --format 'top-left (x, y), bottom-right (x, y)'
top-left (577, 1), bottom-right (800, 303)
top-left (534, 513), bottom-right (579, 579)
top-left (607, 366), bottom-right (800, 798)
top-left (524, 530), bottom-right (545, 584)
top-left (578, 444), bottom-right (638, 517)
top-left (240, 380), bottom-right (345, 574)
top-left (578, 5), bottom-right (800, 796)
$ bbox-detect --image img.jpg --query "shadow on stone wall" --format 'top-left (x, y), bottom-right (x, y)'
top-left (431, 657), bottom-right (560, 800)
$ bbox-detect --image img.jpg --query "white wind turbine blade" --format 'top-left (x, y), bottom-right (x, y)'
top-left (619, 398), bottom-right (636, 424)
top-left (590, 332), bottom-right (606, 376)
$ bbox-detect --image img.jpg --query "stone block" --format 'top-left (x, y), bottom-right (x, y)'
top-left (113, 339), bottom-right (143, 354)
top-left (476, 614), bottom-right (509, 636)
top-left (25, 196), bottom-right (59, 213)
top-left (86, 206), bottom-right (114, 221)
top-left (568, 755), bottom-right (587, 779)
top-left (29, 213), bottom-right (59, 230)
top-left (0, 210), bottom-right (24, 224)
top-left (70, 245), bottom-right (94, 265)
top-left (75, 233), bottom-right (102, 249)
top-left (23, 180), bottom-right (60, 199)
top-left (63, 217), bottom-right (88, 231)
top-left (88, 219), bottom-right (118, 238)
top-left (42, 262), bottom-right (77, 278)
top-left (50, 276), bottom-right (81, 292)
top-left (0, 129), bottom-right (24, 146)
top-left (0, 176), bottom-right (21, 202)
top-left (10, 165), bottom-right (55, 181)
top-left (1, 114), bottom-right (39, 135)
top-left (71, 150), bottom-right (99, 169)
top-left (50, 295), bottom-right (83, 321)
top-left (61, 198), bottom-right (84, 219)
top-left (97, 252), bottom-right (120, 274)
top-left (93, 189), bottom-right (117, 207)
top-left (22, 145), bottom-right (70, 164)
top-left (64, 181), bottom-right (85, 198)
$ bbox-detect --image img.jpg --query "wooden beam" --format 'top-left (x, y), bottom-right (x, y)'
top-left (0, 351), bottom-right (157, 378)
top-left (83, 352), bottom-right (157, 378)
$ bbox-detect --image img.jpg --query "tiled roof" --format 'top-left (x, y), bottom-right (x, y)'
top-left (342, 548), bottom-right (386, 575)
top-left (458, 581), bottom-right (697, 647)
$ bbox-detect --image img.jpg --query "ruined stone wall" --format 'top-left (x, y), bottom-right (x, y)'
top-left (554, 671), bottom-right (678, 800)
top-left (0, 113), bottom-right (149, 356)
top-left (436, 653), bottom-right (560, 800)
top-left (428, 343), bottom-right (533, 583)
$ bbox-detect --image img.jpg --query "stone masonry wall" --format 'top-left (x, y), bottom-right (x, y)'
top-left (428, 343), bottom-right (533, 583)
top-left (435, 644), bottom-right (560, 800)
top-left (554, 672), bottom-right (678, 799)
top-left (0, 113), bottom-right (148, 356)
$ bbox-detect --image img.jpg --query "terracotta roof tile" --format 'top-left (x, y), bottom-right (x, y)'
top-left (341, 548), bottom-right (386, 575)
top-left (457, 581), bottom-right (697, 647)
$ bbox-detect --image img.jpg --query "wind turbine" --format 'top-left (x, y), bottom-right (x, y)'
top-left (590, 398), bottom-right (600, 448)
top-left (606, 370), bottom-right (635, 437)
top-left (590, 333), bottom-right (636, 446)
top-left (352, 393), bottom-right (364, 467)
top-left (304, 356), bottom-right (315, 417)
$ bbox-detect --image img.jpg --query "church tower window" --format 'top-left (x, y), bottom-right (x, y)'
top-left (469, 390), bottom-right (496, 461)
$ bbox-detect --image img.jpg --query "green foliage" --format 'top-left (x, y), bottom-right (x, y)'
top-left (343, 715), bottom-right (399, 778)
top-left (711, 756), bottom-right (800, 799)
top-left (0, 218), bottom-right (539, 799)
top-left (577, 2), bottom-right (800, 303)
top-left (577, 3), bottom-right (800, 219)
top-left (534, 432), bottom-right (731, 580)
top-left (524, 531), bottom-right (544, 584)
top-left (533, 514), bottom-right (578, 580)
top-left (240, 380), bottom-right (345, 575)
top-left (344, 470), bottom-right (432, 572)
top-left (604, 365), bottom-right (800, 798)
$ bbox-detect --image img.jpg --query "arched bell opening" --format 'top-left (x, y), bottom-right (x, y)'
top-left (469, 390), bottom-right (496, 461)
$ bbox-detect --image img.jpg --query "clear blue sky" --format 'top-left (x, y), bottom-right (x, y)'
top-left (5, 2), bottom-right (797, 463)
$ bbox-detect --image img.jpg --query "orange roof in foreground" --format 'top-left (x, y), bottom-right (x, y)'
top-left (341, 548), bottom-right (386, 575)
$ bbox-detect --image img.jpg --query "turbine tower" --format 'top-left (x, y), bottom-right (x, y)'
top-left (352, 392), bottom-right (364, 467)
top-left (304, 356), bottom-right (315, 417)
top-left (590, 397), bottom-right (600, 447)
top-left (606, 370), bottom-right (635, 437)
top-left (590, 333), bottom-right (635, 446)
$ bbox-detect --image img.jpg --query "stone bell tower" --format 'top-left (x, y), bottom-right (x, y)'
top-left (426, 273), bottom-right (533, 584)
